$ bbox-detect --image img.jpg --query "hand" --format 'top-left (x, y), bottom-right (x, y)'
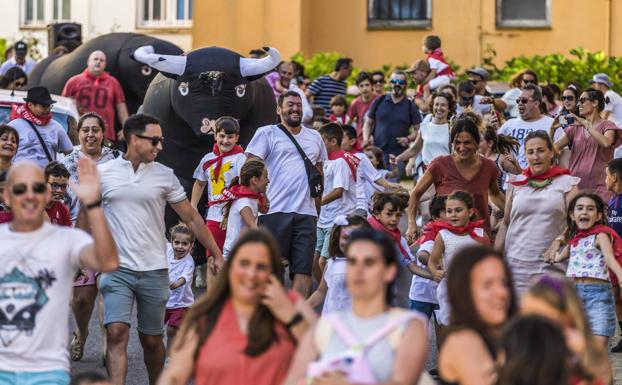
top-left (542, 250), bottom-right (555, 264)
top-left (484, 112), bottom-right (499, 129)
top-left (388, 154), bottom-right (398, 165)
top-left (480, 96), bottom-right (495, 104)
top-left (70, 157), bottom-right (101, 206)
top-left (207, 255), bottom-right (223, 275)
top-left (406, 224), bottom-right (419, 243)
top-left (387, 182), bottom-right (406, 192)
top-left (311, 370), bottom-right (349, 385)
top-left (117, 130), bottom-right (125, 141)
top-left (261, 275), bottom-right (296, 323)
top-left (433, 269), bottom-right (445, 282)
top-left (396, 137), bottom-right (410, 147)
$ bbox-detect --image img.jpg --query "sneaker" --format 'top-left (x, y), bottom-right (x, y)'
top-left (611, 338), bottom-right (622, 353)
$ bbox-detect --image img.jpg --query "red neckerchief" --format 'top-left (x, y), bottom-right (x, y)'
top-left (509, 165), bottom-right (570, 186)
top-left (208, 184), bottom-right (266, 207)
top-left (328, 150), bottom-right (360, 180)
top-left (415, 220), bottom-right (444, 245)
top-left (83, 69), bottom-right (110, 86)
top-left (10, 103), bottom-right (52, 126)
top-left (425, 219), bottom-right (490, 245)
top-left (368, 215), bottom-right (411, 260)
top-left (426, 48), bottom-right (455, 77)
top-left (569, 224), bottom-right (622, 284)
top-left (202, 144), bottom-right (244, 182)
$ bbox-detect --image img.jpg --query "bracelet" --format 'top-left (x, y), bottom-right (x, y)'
top-left (285, 312), bottom-right (304, 330)
top-left (84, 199), bottom-right (102, 210)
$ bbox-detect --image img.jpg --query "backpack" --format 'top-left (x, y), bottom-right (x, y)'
top-left (307, 308), bottom-right (429, 384)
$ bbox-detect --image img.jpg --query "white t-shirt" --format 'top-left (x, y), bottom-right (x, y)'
top-left (498, 115), bottom-right (554, 169)
top-left (0, 222), bottom-right (92, 372)
top-left (322, 257), bottom-right (351, 314)
top-left (0, 58), bottom-right (37, 75)
top-left (364, 169), bottom-right (389, 213)
top-left (409, 240), bottom-right (438, 304)
top-left (318, 158), bottom-right (356, 228)
top-left (605, 90), bottom-right (622, 128)
top-left (223, 197), bottom-right (259, 259)
top-left (246, 125), bottom-right (327, 217)
top-left (9, 118), bottom-right (73, 169)
top-left (99, 157), bottom-right (187, 271)
top-left (193, 152), bottom-right (246, 222)
top-left (354, 152), bottom-right (382, 212)
top-left (419, 121), bottom-right (450, 165)
top-left (455, 95), bottom-right (493, 116)
top-left (427, 57), bottom-right (448, 74)
top-left (165, 244), bottom-right (195, 309)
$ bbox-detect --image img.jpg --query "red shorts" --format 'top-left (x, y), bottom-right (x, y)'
top-left (165, 307), bottom-right (188, 328)
top-left (206, 220), bottom-right (226, 253)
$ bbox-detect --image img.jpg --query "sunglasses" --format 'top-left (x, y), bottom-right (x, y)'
top-left (561, 95), bottom-right (575, 101)
top-left (49, 182), bottom-right (68, 191)
top-left (390, 79), bottom-right (406, 85)
top-left (12, 182), bottom-right (46, 196)
top-left (372, 79), bottom-right (385, 84)
top-left (516, 97), bottom-right (534, 105)
top-left (13, 81), bottom-right (25, 88)
top-left (522, 79), bottom-right (537, 85)
top-left (135, 134), bottom-right (164, 146)
top-left (578, 97), bottom-right (593, 104)
top-left (460, 95), bottom-right (475, 102)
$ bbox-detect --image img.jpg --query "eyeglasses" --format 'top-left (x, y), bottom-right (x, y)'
top-left (11, 182), bottom-right (46, 196)
top-left (49, 182), bottom-right (68, 191)
top-left (390, 79), bottom-right (406, 85)
top-left (372, 79), bottom-right (385, 84)
top-left (516, 97), bottom-right (535, 105)
top-left (13, 81), bottom-right (25, 88)
top-left (578, 97), bottom-right (593, 104)
top-left (561, 95), bottom-right (575, 101)
top-left (522, 79), bottom-right (537, 85)
top-left (135, 134), bottom-right (164, 146)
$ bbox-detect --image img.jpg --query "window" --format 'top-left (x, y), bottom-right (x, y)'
top-left (497, 0), bottom-right (550, 28)
top-left (21, 0), bottom-right (71, 27)
top-left (367, 0), bottom-right (431, 29)
top-left (138, 0), bottom-right (193, 28)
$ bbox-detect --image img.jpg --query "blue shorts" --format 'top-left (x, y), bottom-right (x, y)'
top-left (0, 369), bottom-right (69, 385)
top-left (99, 267), bottom-right (170, 335)
top-left (315, 226), bottom-right (332, 258)
top-left (575, 283), bottom-right (616, 337)
top-left (410, 300), bottom-right (439, 320)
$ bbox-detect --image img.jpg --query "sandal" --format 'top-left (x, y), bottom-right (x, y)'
top-left (70, 331), bottom-right (85, 361)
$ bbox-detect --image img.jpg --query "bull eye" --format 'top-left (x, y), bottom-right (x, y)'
top-left (141, 65), bottom-right (152, 76)
top-left (178, 82), bottom-right (189, 96)
top-left (235, 84), bottom-right (246, 98)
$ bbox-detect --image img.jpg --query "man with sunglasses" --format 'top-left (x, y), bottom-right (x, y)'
top-left (498, 84), bottom-right (554, 168)
top-left (466, 67), bottom-right (507, 111)
top-left (455, 80), bottom-right (493, 117)
top-left (363, 70), bottom-right (422, 182)
top-left (0, 159), bottom-right (119, 385)
top-left (97, 114), bottom-right (223, 385)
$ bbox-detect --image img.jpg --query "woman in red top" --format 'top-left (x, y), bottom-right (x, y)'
top-left (157, 228), bottom-right (316, 385)
top-left (406, 114), bottom-right (505, 240)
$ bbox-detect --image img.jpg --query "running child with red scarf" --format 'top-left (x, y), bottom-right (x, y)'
top-left (545, 192), bottom-right (622, 348)
top-left (315, 123), bottom-right (359, 278)
top-left (215, 159), bottom-right (269, 259)
top-left (427, 191), bottom-right (489, 326)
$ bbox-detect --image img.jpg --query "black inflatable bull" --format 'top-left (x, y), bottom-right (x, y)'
top-left (135, 45), bottom-right (280, 190)
top-left (29, 33), bottom-right (183, 114)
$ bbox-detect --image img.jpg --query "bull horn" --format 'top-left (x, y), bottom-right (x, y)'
top-left (132, 45), bottom-right (187, 76)
top-left (239, 47), bottom-right (281, 77)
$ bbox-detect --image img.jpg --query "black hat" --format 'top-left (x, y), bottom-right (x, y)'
top-left (14, 41), bottom-right (27, 54)
top-left (24, 86), bottom-right (56, 105)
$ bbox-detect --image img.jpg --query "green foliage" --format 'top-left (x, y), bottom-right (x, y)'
top-left (483, 47), bottom-right (622, 93)
top-left (0, 38), bottom-right (6, 62)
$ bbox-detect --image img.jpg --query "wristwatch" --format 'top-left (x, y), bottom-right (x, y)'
top-left (84, 199), bottom-right (102, 210)
top-left (285, 312), bottom-right (304, 330)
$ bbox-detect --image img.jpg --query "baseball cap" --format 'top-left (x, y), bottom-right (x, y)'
top-left (589, 73), bottom-right (613, 88)
top-left (466, 67), bottom-right (490, 81)
top-left (14, 41), bottom-right (27, 54)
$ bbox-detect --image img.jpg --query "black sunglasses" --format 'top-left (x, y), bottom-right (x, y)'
top-left (390, 79), bottom-right (406, 85)
top-left (522, 79), bottom-right (537, 85)
top-left (516, 97), bottom-right (535, 105)
top-left (372, 79), bottom-right (385, 84)
top-left (135, 134), bottom-right (164, 146)
top-left (561, 95), bottom-right (575, 101)
top-left (12, 182), bottom-right (46, 196)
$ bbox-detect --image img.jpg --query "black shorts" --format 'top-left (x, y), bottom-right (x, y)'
top-left (259, 212), bottom-right (317, 276)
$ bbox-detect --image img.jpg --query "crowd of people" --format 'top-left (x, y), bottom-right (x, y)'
top-left (3, 32), bottom-right (622, 385)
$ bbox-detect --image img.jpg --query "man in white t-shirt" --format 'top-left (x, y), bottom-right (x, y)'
top-left (455, 79), bottom-right (493, 117)
top-left (498, 84), bottom-right (554, 169)
top-left (98, 114), bottom-right (223, 385)
top-left (0, 160), bottom-right (118, 385)
top-left (246, 90), bottom-right (328, 297)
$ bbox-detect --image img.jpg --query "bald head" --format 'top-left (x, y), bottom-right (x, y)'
top-left (6, 161), bottom-right (44, 186)
top-left (87, 50), bottom-right (107, 76)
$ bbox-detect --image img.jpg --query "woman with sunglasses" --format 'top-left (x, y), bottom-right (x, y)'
top-left (0, 66), bottom-right (27, 90)
top-left (554, 88), bottom-right (622, 202)
top-left (549, 83), bottom-right (582, 168)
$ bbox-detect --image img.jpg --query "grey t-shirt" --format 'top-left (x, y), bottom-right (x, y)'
top-left (9, 118), bottom-right (73, 168)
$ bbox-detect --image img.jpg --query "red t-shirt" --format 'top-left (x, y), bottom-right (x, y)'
top-left (428, 155), bottom-right (500, 236)
top-left (62, 70), bottom-right (126, 141)
top-left (0, 210), bottom-right (12, 224)
top-left (347, 94), bottom-right (379, 148)
top-left (46, 201), bottom-right (72, 227)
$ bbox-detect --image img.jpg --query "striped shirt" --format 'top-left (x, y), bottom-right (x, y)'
top-left (308, 75), bottom-right (347, 115)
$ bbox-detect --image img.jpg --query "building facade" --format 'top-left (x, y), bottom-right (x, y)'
top-left (192, 0), bottom-right (622, 70)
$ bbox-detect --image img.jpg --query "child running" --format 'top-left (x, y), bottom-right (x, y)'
top-left (215, 159), bottom-right (269, 259)
top-left (545, 192), bottom-right (622, 349)
top-left (307, 214), bottom-right (370, 313)
top-left (165, 223), bottom-right (196, 356)
top-left (368, 191), bottom-right (415, 266)
top-left (428, 191), bottom-right (489, 326)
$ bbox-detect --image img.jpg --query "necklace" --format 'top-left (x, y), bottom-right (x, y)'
top-left (528, 178), bottom-right (552, 189)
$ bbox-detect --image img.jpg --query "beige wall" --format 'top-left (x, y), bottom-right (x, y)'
top-left (193, 0), bottom-right (622, 70)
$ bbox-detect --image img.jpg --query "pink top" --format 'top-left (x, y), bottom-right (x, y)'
top-left (565, 120), bottom-right (622, 201)
top-left (194, 298), bottom-right (296, 385)
top-left (428, 155), bottom-right (500, 236)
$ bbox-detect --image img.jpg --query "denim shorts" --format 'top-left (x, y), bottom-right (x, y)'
top-left (575, 283), bottom-right (616, 337)
top-left (410, 300), bottom-right (439, 320)
top-left (0, 369), bottom-right (69, 385)
top-left (315, 226), bottom-right (332, 258)
top-left (99, 267), bottom-right (170, 335)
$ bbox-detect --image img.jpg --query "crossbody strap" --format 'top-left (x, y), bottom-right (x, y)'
top-left (24, 119), bottom-right (53, 162)
top-left (276, 123), bottom-right (314, 176)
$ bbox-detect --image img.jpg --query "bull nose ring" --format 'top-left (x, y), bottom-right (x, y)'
top-left (178, 82), bottom-right (189, 96)
top-left (235, 84), bottom-right (246, 98)
top-left (141, 65), bottom-right (152, 76)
